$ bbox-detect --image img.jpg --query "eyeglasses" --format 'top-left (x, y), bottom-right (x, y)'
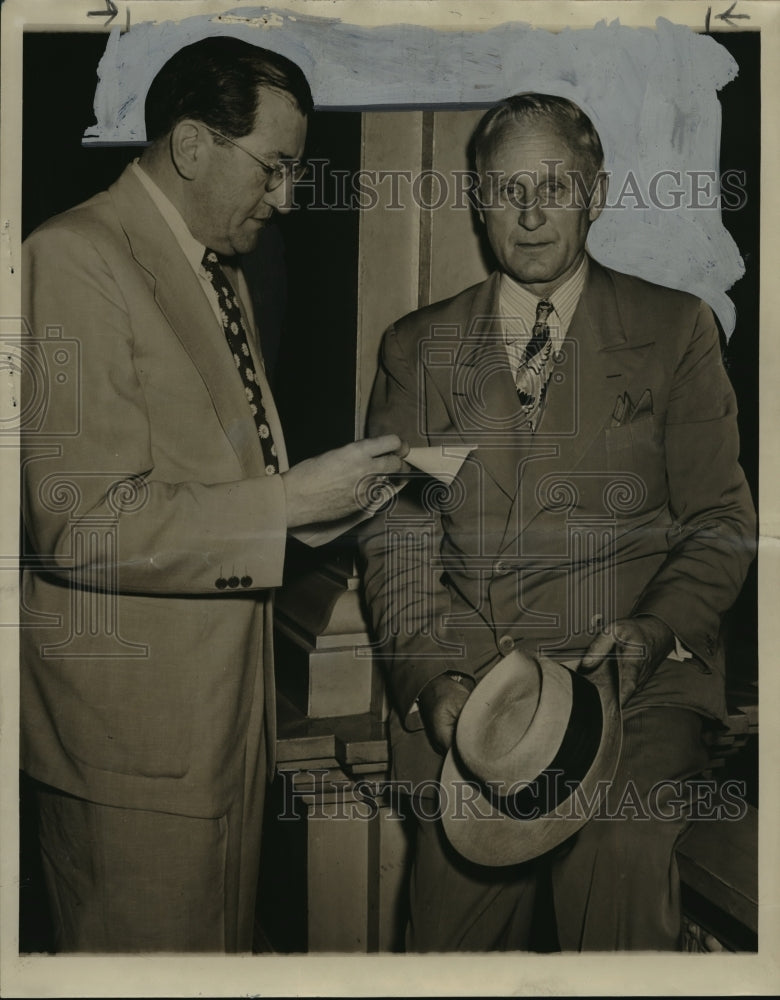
top-left (479, 178), bottom-right (569, 210)
top-left (204, 125), bottom-right (309, 190)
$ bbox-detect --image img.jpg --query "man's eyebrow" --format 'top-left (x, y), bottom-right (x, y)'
top-left (276, 142), bottom-right (306, 158)
top-left (255, 145), bottom-right (299, 160)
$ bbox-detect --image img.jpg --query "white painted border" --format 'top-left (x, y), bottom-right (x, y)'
top-left (1, 2), bottom-right (778, 997)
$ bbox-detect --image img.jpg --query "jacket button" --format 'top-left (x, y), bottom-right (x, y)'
top-left (498, 634), bottom-right (515, 655)
top-left (227, 576), bottom-right (239, 589)
top-left (241, 575), bottom-right (253, 588)
top-left (215, 577), bottom-right (227, 590)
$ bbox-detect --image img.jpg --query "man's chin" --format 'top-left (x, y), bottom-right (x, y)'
top-left (230, 227), bottom-right (266, 256)
top-left (507, 267), bottom-right (557, 286)
top-left (505, 257), bottom-right (574, 290)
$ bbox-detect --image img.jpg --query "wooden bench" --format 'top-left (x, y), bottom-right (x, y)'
top-left (677, 803), bottom-right (757, 951)
top-left (676, 695), bottom-right (758, 952)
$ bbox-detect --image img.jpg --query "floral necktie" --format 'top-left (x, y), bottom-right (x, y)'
top-left (515, 298), bottom-right (554, 431)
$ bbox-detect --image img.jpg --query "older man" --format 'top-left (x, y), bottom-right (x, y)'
top-left (21, 37), bottom-right (402, 952)
top-left (359, 94), bottom-right (756, 950)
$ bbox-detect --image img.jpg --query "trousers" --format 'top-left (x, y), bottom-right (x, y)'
top-left (34, 731), bottom-right (267, 952)
top-left (406, 707), bottom-right (711, 951)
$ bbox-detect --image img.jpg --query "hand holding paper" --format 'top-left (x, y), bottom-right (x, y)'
top-left (287, 435), bottom-right (408, 546)
top-left (289, 442), bottom-right (476, 547)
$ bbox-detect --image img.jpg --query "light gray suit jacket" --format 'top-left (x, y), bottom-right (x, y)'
top-left (21, 165), bottom-right (289, 817)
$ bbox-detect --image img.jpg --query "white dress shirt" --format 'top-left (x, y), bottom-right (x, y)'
top-left (499, 254), bottom-right (588, 372)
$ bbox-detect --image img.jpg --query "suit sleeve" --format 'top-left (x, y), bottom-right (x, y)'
top-left (632, 299), bottom-right (757, 666)
top-left (358, 323), bottom-right (471, 729)
top-left (22, 226), bottom-right (288, 595)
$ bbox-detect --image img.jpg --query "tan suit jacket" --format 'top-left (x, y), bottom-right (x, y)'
top-left (21, 165), bottom-right (288, 818)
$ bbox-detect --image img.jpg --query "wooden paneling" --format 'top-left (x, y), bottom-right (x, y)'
top-left (356, 108), bottom-right (493, 431)
top-left (427, 109), bottom-right (491, 306)
top-left (355, 111), bottom-right (424, 433)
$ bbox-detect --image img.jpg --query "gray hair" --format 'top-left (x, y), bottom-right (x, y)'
top-left (472, 93), bottom-right (604, 183)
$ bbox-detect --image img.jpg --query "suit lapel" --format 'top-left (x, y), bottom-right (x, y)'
top-left (502, 258), bottom-right (655, 548)
top-left (109, 168), bottom-right (267, 478)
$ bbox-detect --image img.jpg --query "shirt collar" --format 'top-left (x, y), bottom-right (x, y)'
top-left (500, 255), bottom-right (589, 346)
top-left (131, 159), bottom-right (207, 275)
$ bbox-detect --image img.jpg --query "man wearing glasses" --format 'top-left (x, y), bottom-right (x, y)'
top-left (20, 37), bottom-right (403, 952)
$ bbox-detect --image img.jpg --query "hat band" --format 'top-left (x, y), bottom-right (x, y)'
top-left (469, 669), bottom-right (604, 821)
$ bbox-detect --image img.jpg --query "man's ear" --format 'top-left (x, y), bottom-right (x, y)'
top-left (588, 169), bottom-right (609, 223)
top-left (170, 120), bottom-right (204, 181)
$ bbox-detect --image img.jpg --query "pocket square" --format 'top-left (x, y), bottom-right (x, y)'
top-left (633, 388), bottom-right (653, 419)
top-left (610, 389), bottom-right (653, 427)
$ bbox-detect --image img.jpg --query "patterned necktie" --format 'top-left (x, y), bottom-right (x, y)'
top-left (202, 249), bottom-right (279, 475)
top-left (515, 298), bottom-right (554, 431)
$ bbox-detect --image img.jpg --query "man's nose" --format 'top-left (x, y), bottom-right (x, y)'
top-left (517, 200), bottom-right (545, 230)
top-left (263, 175), bottom-right (295, 215)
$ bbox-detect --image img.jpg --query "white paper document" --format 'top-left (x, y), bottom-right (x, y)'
top-left (405, 445), bottom-right (477, 483)
top-left (290, 445), bottom-right (477, 547)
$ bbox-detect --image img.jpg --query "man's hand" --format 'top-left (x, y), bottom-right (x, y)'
top-left (576, 615), bottom-right (675, 706)
top-left (417, 673), bottom-right (472, 755)
top-left (282, 434), bottom-right (408, 527)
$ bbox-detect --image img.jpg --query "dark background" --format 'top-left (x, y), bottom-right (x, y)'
top-left (19, 29), bottom-right (760, 952)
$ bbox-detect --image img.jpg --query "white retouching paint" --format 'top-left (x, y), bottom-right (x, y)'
top-left (85, 9), bottom-right (745, 333)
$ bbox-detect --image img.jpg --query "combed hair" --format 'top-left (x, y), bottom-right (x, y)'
top-left (472, 93), bottom-right (604, 182)
top-left (144, 36), bottom-right (313, 143)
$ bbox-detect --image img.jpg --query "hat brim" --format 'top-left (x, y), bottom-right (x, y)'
top-left (440, 658), bottom-right (622, 867)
